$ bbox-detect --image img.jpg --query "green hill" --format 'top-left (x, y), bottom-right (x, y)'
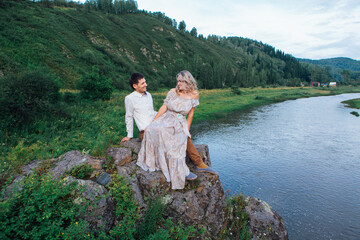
top-left (1, 0), bottom-right (314, 90)
top-left (299, 57), bottom-right (360, 83)
top-left (299, 57), bottom-right (360, 71)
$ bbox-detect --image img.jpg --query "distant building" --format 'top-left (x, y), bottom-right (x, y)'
top-left (311, 82), bottom-right (320, 87)
top-left (329, 82), bottom-right (337, 87)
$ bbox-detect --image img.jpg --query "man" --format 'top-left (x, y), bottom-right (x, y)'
top-left (120, 73), bottom-right (217, 179)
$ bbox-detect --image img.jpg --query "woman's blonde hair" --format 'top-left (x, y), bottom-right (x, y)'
top-left (176, 70), bottom-right (198, 93)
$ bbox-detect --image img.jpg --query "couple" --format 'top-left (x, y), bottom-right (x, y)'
top-left (120, 71), bottom-right (217, 190)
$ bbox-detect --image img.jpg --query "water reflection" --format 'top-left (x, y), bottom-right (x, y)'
top-left (192, 93), bottom-right (360, 240)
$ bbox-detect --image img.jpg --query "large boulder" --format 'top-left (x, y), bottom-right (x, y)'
top-left (245, 196), bottom-right (288, 240)
top-left (118, 140), bottom-right (225, 237)
top-left (4, 138), bottom-right (288, 239)
top-left (50, 150), bottom-right (103, 179)
top-left (106, 147), bottom-right (132, 166)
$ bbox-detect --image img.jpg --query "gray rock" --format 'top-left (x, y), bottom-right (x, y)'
top-left (120, 138), bottom-right (141, 154)
top-left (50, 151), bottom-right (103, 179)
top-left (95, 172), bottom-right (111, 186)
top-left (3, 160), bottom-right (42, 198)
top-left (244, 196), bottom-right (288, 240)
top-left (65, 176), bottom-right (115, 232)
top-left (164, 173), bottom-right (225, 237)
top-left (21, 160), bottom-right (41, 175)
top-left (186, 144), bottom-right (212, 167)
top-left (106, 147), bottom-right (132, 166)
top-left (133, 144), bottom-right (225, 237)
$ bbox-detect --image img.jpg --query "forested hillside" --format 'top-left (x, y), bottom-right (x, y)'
top-left (1, 0), bottom-right (318, 91)
top-left (299, 57), bottom-right (360, 84)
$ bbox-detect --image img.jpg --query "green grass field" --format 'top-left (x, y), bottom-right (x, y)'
top-left (1, 86), bottom-right (360, 177)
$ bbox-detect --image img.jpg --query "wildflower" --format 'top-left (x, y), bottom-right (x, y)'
top-left (76, 222), bottom-right (78, 225)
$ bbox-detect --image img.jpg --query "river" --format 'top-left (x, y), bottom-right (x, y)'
top-left (192, 93), bottom-right (360, 240)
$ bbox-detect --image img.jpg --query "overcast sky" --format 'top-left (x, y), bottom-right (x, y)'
top-left (79, 0), bottom-right (360, 60)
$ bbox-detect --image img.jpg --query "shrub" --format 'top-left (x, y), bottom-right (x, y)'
top-left (231, 85), bottom-right (243, 95)
top-left (67, 164), bottom-right (94, 179)
top-left (63, 91), bottom-right (79, 103)
top-left (135, 195), bottom-right (203, 240)
top-left (2, 140), bottom-right (43, 175)
top-left (80, 49), bottom-right (98, 64)
top-left (350, 111), bottom-right (359, 117)
top-left (78, 67), bottom-right (114, 100)
top-left (0, 69), bottom-right (60, 127)
top-left (107, 174), bottom-right (140, 239)
top-left (0, 173), bottom-right (94, 240)
top-left (219, 192), bottom-right (251, 240)
top-left (135, 197), bottom-right (166, 239)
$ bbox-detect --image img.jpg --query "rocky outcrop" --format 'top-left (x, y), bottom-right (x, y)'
top-left (5, 139), bottom-right (288, 239)
top-left (64, 176), bottom-right (115, 232)
top-left (245, 196), bottom-right (288, 240)
top-left (110, 139), bottom-right (225, 236)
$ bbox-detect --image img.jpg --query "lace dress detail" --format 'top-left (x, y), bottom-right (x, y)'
top-left (136, 90), bottom-right (199, 189)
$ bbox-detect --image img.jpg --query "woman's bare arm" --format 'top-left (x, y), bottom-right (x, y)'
top-left (187, 107), bottom-right (195, 130)
top-left (153, 104), bottom-right (168, 121)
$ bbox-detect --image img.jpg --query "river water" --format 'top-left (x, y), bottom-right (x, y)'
top-left (191, 93), bottom-right (360, 240)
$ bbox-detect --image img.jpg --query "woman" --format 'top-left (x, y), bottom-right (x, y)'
top-left (136, 70), bottom-right (199, 189)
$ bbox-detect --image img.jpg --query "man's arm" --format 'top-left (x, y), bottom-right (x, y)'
top-left (121, 96), bottom-right (134, 144)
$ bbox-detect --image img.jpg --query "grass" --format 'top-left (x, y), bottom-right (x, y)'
top-left (342, 98), bottom-right (360, 109)
top-left (341, 98), bottom-right (360, 117)
top-left (1, 86), bottom-right (360, 178)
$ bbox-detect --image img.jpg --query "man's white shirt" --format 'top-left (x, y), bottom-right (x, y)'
top-left (125, 91), bottom-right (156, 138)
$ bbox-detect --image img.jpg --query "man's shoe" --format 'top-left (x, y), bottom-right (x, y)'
top-left (195, 166), bottom-right (218, 175)
top-left (186, 172), bottom-right (197, 180)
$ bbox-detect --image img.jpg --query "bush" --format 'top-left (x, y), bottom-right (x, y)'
top-left (67, 164), bottom-right (94, 179)
top-left (0, 69), bottom-right (60, 127)
top-left (78, 67), bottom-right (114, 100)
top-left (231, 85), bottom-right (243, 95)
top-left (107, 174), bottom-right (140, 239)
top-left (0, 173), bottom-right (93, 240)
top-left (135, 197), bottom-right (166, 239)
top-left (219, 192), bottom-right (251, 240)
top-left (350, 111), bottom-right (359, 117)
top-left (80, 49), bottom-right (98, 64)
top-left (63, 91), bottom-right (79, 103)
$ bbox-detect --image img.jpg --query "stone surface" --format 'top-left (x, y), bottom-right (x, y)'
top-left (130, 141), bottom-right (225, 237)
top-left (186, 144), bottom-right (212, 167)
top-left (245, 196), bottom-right (288, 240)
top-left (21, 160), bottom-right (41, 175)
top-left (4, 160), bottom-right (42, 198)
top-left (120, 138), bottom-right (141, 154)
top-left (89, 159), bottom-right (103, 170)
top-left (50, 151), bottom-right (103, 179)
top-left (106, 147), bottom-right (132, 166)
top-left (95, 172), bottom-right (111, 186)
top-left (4, 138), bottom-right (288, 239)
top-left (65, 176), bottom-right (115, 232)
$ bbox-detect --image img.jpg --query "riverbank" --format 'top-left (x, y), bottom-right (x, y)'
top-left (2, 86), bottom-right (360, 175)
top-left (342, 98), bottom-right (360, 109)
top-left (191, 86), bottom-right (360, 123)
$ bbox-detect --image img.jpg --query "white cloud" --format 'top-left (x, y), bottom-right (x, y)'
top-left (137, 0), bottom-right (360, 60)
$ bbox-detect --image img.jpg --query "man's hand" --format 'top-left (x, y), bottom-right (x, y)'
top-left (120, 137), bottom-right (131, 144)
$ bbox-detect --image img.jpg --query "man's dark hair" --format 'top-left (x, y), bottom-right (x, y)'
top-left (129, 73), bottom-right (144, 90)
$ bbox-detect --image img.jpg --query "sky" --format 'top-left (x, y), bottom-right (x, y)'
top-left (79, 0), bottom-right (360, 60)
